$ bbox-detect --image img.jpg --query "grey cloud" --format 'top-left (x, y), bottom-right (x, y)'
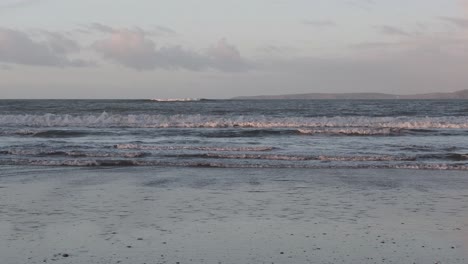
top-left (0, 28), bottom-right (92, 67)
top-left (89, 23), bottom-right (115, 33)
top-left (155, 46), bottom-right (209, 70)
top-left (88, 23), bottom-right (176, 36)
top-left (93, 28), bottom-right (157, 70)
top-left (153, 25), bottom-right (176, 35)
top-left (256, 45), bottom-right (299, 56)
top-left (377, 25), bottom-right (411, 36)
top-left (0, 64), bottom-right (12, 70)
top-left (41, 31), bottom-right (80, 54)
top-left (206, 38), bottom-right (251, 72)
top-left (92, 27), bottom-right (250, 72)
top-left (0, 0), bottom-right (41, 9)
top-left (439, 17), bottom-right (468, 28)
top-left (350, 42), bottom-right (399, 49)
top-left (302, 20), bottom-right (336, 27)
top-left (344, 0), bottom-right (375, 11)
top-left (258, 36), bottom-right (468, 93)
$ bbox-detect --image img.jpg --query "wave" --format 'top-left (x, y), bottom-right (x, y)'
top-left (297, 128), bottom-right (403, 136)
top-left (1, 159), bottom-right (467, 170)
top-left (2, 127), bottom-right (461, 139)
top-left (114, 144), bottom-right (275, 152)
top-left (167, 153), bottom-right (417, 161)
top-left (0, 129), bottom-right (110, 138)
top-left (0, 149), bottom-right (149, 158)
top-left (150, 98), bottom-right (201, 102)
top-left (418, 153), bottom-right (468, 161)
top-left (1, 113), bottom-right (468, 129)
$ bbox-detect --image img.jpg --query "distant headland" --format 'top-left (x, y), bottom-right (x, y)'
top-left (232, 89), bottom-right (468, 100)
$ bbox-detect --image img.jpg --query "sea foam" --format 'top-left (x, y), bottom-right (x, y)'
top-left (1, 113), bottom-right (467, 129)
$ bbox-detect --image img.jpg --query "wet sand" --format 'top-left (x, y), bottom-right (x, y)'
top-left (0, 167), bottom-right (467, 264)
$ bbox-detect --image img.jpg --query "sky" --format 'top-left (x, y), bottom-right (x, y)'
top-left (0, 0), bottom-right (468, 99)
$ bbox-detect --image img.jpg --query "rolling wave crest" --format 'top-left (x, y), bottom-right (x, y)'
top-left (1, 113), bottom-right (468, 129)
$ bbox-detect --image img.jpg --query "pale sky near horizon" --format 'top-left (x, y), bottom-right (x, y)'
top-left (1, 0), bottom-right (468, 99)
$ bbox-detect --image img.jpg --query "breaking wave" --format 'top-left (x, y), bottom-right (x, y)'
top-left (1, 159), bottom-right (467, 170)
top-left (150, 98), bottom-right (201, 102)
top-left (167, 153), bottom-right (417, 161)
top-left (114, 144), bottom-right (275, 152)
top-left (0, 149), bottom-right (149, 158)
top-left (1, 113), bottom-right (468, 129)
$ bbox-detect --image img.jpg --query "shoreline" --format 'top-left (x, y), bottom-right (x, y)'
top-left (1, 167), bottom-right (467, 263)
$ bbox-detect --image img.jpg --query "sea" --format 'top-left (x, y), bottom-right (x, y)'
top-left (0, 99), bottom-right (467, 170)
top-left (2, 99), bottom-right (468, 264)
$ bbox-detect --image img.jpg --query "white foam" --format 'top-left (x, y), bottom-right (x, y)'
top-left (391, 164), bottom-right (468, 170)
top-left (298, 128), bottom-right (399, 135)
top-left (2, 159), bottom-right (467, 170)
top-left (150, 98), bottom-right (200, 102)
top-left (178, 153), bottom-right (416, 162)
top-left (317, 155), bottom-right (415, 161)
top-left (1, 113), bottom-right (468, 129)
top-left (198, 153), bottom-right (311, 161)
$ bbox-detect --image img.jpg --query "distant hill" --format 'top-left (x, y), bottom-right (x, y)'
top-left (233, 89), bottom-right (468, 100)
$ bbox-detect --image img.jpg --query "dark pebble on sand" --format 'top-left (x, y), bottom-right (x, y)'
top-left (280, 252), bottom-right (284, 254)
top-left (127, 246), bottom-right (132, 248)
top-left (137, 238), bottom-right (143, 240)
top-left (62, 254), bottom-right (69, 258)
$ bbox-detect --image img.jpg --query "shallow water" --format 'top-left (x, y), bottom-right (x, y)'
top-left (0, 167), bottom-right (467, 264)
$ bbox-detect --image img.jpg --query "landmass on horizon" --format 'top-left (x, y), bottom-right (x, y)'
top-left (232, 89), bottom-right (468, 100)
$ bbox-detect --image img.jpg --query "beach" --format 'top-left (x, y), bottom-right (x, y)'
top-left (3, 0), bottom-right (468, 262)
top-left (1, 166), bottom-right (467, 264)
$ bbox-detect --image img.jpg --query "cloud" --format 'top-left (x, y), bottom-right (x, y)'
top-left (350, 41), bottom-right (399, 50)
top-left (93, 28), bottom-right (158, 70)
top-left (462, 0), bottom-right (468, 14)
top-left (88, 23), bottom-right (176, 36)
top-left (0, 0), bottom-right (40, 9)
top-left (257, 32), bottom-right (468, 94)
top-left (206, 38), bottom-right (250, 71)
top-left (92, 27), bottom-right (250, 72)
top-left (344, 0), bottom-right (375, 11)
top-left (256, 45), bottom-right (299, 56)
top-left (302, 19), bottom-right (336, 27)
top-left (89, 23), bottom-right (115, 33)
top-left (439, 17), bottom-right (468, 28)
top-left (153, 25), bottom-right (176, 35)
top-left (0, 28), bottom-right (91, 67)
top-left (41, 31), bottom-right (80, 54)
top-left (0, 64), bottom-right (12, 70)
top-left (377, 25), bottom-right (411, 36)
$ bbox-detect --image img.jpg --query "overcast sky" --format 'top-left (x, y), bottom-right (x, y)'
top-left (1, 0), bottom-right (468, 99)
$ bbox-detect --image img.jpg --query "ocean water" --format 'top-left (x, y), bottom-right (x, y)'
top-left (0, 99), bottom-right (467, 170)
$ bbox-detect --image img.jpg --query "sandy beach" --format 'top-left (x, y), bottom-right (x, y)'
top-left (0, 167), bottom-right (467, 264)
